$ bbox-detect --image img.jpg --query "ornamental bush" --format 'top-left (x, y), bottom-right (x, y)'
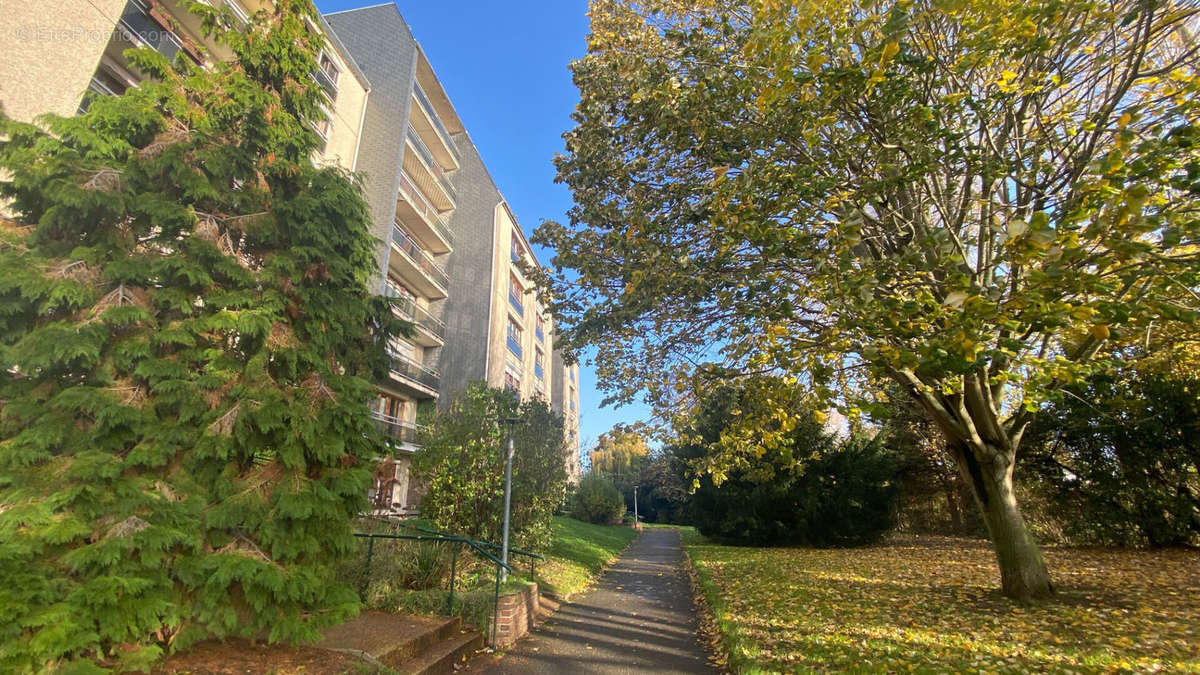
top-left (572, 473), bottom-right (626, 525)
top-left (0, 1), bottom-right (402, 670)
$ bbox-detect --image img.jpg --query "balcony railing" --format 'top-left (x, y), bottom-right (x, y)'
top-left (370, 412), bottom-right (423, 446)
top-left (391, 223), bottom-right (449, 291)
top-left (413, 83), bottom-right (459, 161)
top-left (312, 66), bottom-right (338, 101)
top-left (119, 0), bottom-right (200, 66)
top-left (386, 292), bottom-right (446, 342)
top-left (398, 172), bottom-right (454, 245)
top-left (406, 125), bottom-right (457, 202)
top-left (387, 352), bottom-right (440, 392)
top-left (508, 289), bottom-right (524, 318)
top-left (507, 334), bottom-right (523, 359)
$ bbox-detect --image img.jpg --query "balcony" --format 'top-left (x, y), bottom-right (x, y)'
top-left (387, 293), bottom-right (446, 347)
top-left (389, 223), bottom-right (449, 299)
top-left (118, 0), bottom-right (202, 66)
top-left (370, 412), bottom-right (423, 447)
top-left (396, 171), bottom-right (453, 254)
top-left (386, 352), bottom-right (440, 396)
top-left (410, 83), bottom-right (459, 169)
top-left (403, 126), bottom-right (456, 211)
top-left (507, 334), bottom-right (523, 359)
top-left (509, 289), bottom-right (524, 318)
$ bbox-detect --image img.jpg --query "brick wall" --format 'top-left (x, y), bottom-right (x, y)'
top-left (493, 582), bottom-right (540, 648)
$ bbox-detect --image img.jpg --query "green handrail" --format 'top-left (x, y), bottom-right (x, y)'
top-left (406, 525), bottom-right (547, 580)
top-left (353, 531), bottom-right (513, 648)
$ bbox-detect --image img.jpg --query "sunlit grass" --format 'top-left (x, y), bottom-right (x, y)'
top-left (537, 516), bottom-right (638, 598)
top-left (686, 534), bottom-right (1200, 673)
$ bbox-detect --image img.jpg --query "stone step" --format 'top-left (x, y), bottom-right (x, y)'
top-left (317, 610), bottom-right (462, 667)
top-left (395, 629), bottom-right (484, 675)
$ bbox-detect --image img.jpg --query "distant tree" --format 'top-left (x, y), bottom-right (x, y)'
top-left (572, 473), bottom-right (626, 525)
top-left (413, 383), bottom-right (568, 550)
top-left (634, 453), bottom-right (691, 524)
top-left (589, 423), bottom-right (652, 474)
top-left (0, 1), bottom-right (399, 669)
top-left (673, 379), bottom-right (899, 546)
top-left (536, 0), bottom-right (1200, 599)
top-left (1021, 369), bottom-right (1200, 547)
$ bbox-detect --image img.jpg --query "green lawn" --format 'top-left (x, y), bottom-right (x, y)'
top-left (685, 532), bottom-right (1200, 673)
top-left (536, 516), bottom-right (639, 598)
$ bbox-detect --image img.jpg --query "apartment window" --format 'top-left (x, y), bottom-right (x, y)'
top-left (385, 276), bottom-right (416, 302)
top-left (507, 317), bottom-right (523, 359)
top-left (314, 52), bottom-right (340, 103)
top-left (534, 349), bottom-right (545, 381)
top-left (510, 233), bottom-right (522, 263)
top-left (224, 0), bottom-right (249, 23)
top-left (569, 386), bottom-right (576, 411)
top-left (504, 370), bottom-right (520, 392)
top-left (370, 393), bottom-right (407, 422)
top-left (569, 369), bottom-right (575, 383)
top-left (535, 315), bottom-right (545, 343)
top-left (508, 272), bottom-right (524, 317)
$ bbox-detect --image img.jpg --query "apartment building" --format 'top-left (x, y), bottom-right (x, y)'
top-left (0, 0), bottom-right (582, 510)
top-left (0, 0), bottom-right (369, 171)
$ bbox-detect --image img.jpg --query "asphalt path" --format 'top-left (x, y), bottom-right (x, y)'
top-left (487, 528), bottom-right (715, 674)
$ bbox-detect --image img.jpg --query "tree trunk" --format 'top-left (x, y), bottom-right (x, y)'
top-left (950, 441), bottom-right (1054, 602)
top-left (943, 478), bottom-right (963, 531)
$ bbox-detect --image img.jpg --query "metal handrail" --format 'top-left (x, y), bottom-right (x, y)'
top-left (408, 525), bottom-right (547, 581)
top-left (384, 288), bottom-right (446, 341)
top-left (386, 352), bottom-right (440, 391)
top-left (354, 531), bottom-right (514, 648)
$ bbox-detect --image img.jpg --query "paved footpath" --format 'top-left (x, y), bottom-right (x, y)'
top-left (487, 528), bottom-right (716, 674)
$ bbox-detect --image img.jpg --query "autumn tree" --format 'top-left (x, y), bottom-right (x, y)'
top-left (588, 422), bottom-right (653, 474)
top-left (0, 1), bottom-right (401, 669)
top-left (537, 0), bottom-right (1200, 600)
top-left (413, 383), bottom-right (569, 550)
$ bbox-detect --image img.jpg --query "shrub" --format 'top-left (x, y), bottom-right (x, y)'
top-left (573, 474), bottom-right (626, 524)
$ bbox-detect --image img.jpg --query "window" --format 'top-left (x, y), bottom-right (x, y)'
top-left (569, 386), bottom-right (576, 411)
top-left (314, 52), bottom-right (340, 103)
top-left (507, 317), bottom-right (522, 358)
top-left (224, 0), bottom-right (249, 23)
top-left (535, 315), bottom-right (545, 343)
top-left (370, 393), bottom-right (408, 422)
top-left (534, 348), bottom-right (545, 380)
top-left (504, 370), bottom-right (520, 392)
top-left (569, 368), bottom-right (575, 383)
top-left (319, 53), bottom-right (340, 87)
top-left (510, 233), bottom-right (522, 263)
top-left (508, 272), bottom-right (524, 317)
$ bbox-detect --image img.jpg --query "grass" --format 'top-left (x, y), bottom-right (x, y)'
top-left (535, 515), bottom-right (639, 598)
top-left (685, 532), bottom-right (1200, 673)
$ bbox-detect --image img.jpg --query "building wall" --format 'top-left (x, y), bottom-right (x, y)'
top-left (324, 5), bottom-right (419, 283)
top-left (0, 0), bottom-right (127, 122)
top-left (435, 139), bottom-right (505, 405)
top-left (316, 26), bottom-right (369, 172)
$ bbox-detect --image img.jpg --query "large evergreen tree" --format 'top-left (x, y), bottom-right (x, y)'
top-left (0, 1), bottom-right (401, 669)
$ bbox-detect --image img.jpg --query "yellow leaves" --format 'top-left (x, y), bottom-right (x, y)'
top-left (880, 41), bottom-right (900, 64)
top-left (1091, 324), bottom-right (1111, 340)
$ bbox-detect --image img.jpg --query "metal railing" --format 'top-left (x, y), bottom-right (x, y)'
top-left (386, 352), bottom-right (440, 392)
top-left (398, 172), bottom-right (454, 246)
top-left (384, 287), bottom-right (446, 341)
top-left (413, 83), bottom-right (459, 161)
top-left (354, 531), bottom-right (513, 648)
top-left (312, 66), bottom-right (338, 100)
top-left (119, 0), bottom-right (199, 66)
top-left (406, 126), bottom-right (457, 202)
top-left (369, 412), bottom-right (422, 445)
top-left (391, 223), bottom-right (449, 291)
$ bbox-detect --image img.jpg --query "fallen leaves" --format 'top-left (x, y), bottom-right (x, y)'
top-left (687, 534), bottom-right (1200, 673)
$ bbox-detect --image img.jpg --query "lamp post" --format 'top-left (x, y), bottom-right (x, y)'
top-left (500, 416), bottom-right (521, 580)
top-left (633, 485), bottom-right (639, 528)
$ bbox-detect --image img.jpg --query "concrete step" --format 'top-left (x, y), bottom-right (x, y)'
top-left (317, 610), bottom-right (461, 668)
top-left (396, 629), bottom-right (484, 675)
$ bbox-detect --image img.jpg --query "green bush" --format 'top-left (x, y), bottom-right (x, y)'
top-left (573, 474), bottom-right (626, 524)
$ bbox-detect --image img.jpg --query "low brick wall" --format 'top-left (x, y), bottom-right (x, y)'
top-left (493, 582), bottom-right (540, 648)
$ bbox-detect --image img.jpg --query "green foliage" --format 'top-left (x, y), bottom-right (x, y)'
top-left (674, 380), bottom-right (898, 546)
top-left (1021, 370), bottom-right (1200, 547)
top-left (0, 1), bottom-right (399, 669)
top-left (536, 0), bottom-right (1200, 599)
top-left (412, 383), bottom-right (568, 551)
top-left (571, 474), bottom-right (625, 525)
top-left (588, 423), bottom-right (651, 473)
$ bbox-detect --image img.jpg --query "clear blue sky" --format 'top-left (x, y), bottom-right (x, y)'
top-left (315, 0), bottom-right (652, 450)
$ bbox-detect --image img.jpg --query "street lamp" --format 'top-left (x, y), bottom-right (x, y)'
top-left (500, 416), bottom-right (521, 580)
top-left (633, 485), bottom-right (639, 528)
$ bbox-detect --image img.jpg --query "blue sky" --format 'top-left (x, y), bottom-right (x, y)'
top-left (315, 0), bottom-right (652, 449)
